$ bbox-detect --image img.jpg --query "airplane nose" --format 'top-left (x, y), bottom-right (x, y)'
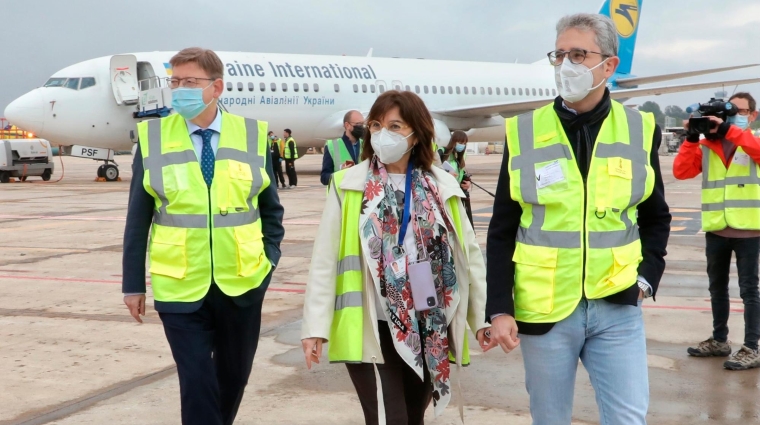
top-left (4, 89), bottom-right (44, 135)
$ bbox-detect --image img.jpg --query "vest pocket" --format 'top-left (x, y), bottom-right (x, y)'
top-left (513, 244), bottom-right (558, 314)
top-left (227, 160), bottom-right (254, 211)
top-left (149, 226), bottom-right (188, 279)
top-left (606, 242), bottom-right (642, 288)
top-left (234, 224), bottom-right (264, 277)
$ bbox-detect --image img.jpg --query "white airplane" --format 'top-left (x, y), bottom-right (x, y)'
top-left (5, 0), bottom-right (760, 180)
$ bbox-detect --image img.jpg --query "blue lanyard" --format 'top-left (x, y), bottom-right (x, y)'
top-left (397, 162), bottom-right (414, 245)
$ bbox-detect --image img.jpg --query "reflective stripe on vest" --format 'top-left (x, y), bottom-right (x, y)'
top-left (326, 138), bottom-right (361, 172)
top-left (506, 101), bottom-right (655, 323)
top-left (138, 113), bottom-right (271, 302)
top-left (326, 171), bottom-right (471, 365)
top-left (283, 137), bottom-right (298, 159)
top-left (701, 144), bottom-right (760, 231)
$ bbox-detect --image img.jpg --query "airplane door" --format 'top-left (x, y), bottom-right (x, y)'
top-left (110, 55), bottom-right (139, 105)
top-left (391, 80), bottom-right (404, 91)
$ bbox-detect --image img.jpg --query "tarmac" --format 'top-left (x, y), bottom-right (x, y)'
top-left (0, 152), bottom-right (758, 425)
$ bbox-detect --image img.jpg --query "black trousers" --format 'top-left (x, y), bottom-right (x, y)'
top-left (706, 233), bottom-right (760, 350)
top-left (285, 159), bottom-right (297, 186)
top-left (272, 157), bottom-right (285, 186)
top-left (345, 322), bottom-right (432, 425)
top-left (462, 194), bottom-right (474, 230)
top-left (159, 283), bottom-right (267, 425)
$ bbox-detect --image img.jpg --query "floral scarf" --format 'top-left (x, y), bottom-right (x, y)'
top-left (359, 157), bottom-right (460, 417)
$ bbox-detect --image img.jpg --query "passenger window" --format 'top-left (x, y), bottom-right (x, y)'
top-left (293, 83), bottom-right (299, 92)
top-left (394, 84), bottom-right (401, 90)
top-left (303, 83), bottom-right (309, 92)
top-left (504, 87), bottom-right (509, 95)
top-left (464, 87), bottom-right (469, 95)
top-left (496, 87), bottom-right (501, 95)
top-left (424, 86), bottom-right (429, 94)
top-left (248, 82), bottom-right (254, 92)
top-left (480, 87), bottom-right (485, 95)
top-left (334, 84), bottom-right (340, 93)
top-left (64, 78), bottom-right (80, 90)
top-left (237, 82), bottom-right (243, 92)
top-left (260, 82), bottom-right (266, 92)
top-left (456, 87), bottom-right (461, 94)
top-left (415, 85), bottom-right (420, 94)
top-left (532, 88), bottom-right (537, 96)
top-left (226, 82), bottom-right (233, 91)
top-left (80, 77), bottom-right (96, 90)
top-left (270, 83), bottom-right (277, 92)
top-left (519, 88), bottom-right (523, 95)
top-left (314, 83), bottom-right (319, 92)
top-left (432, 86), bottom-right (437, 94)
top-left (488, 87), bottom-right (493, 95)
top-left (44, 78), bottom-right (67, 87)
top-left (370, 85), bottom-right (376, 93)
top-left (472, 87), bottom-right (476, 94)
top-left (282, 83), bottom-right (288, 92)
top-left (552, 89), bottom-right (557, 96)
top-left (448, 86), bottom-right (453, 94)
top-left (512, 88), bottom-right (516, 95)
top-left (539, 88), bottom-right (543, 96)
top-left (439, 86), bottom-right (444, 94)
top-left (353, 84), bottom-right (358, 93)
top-left (379, 85), bottom-right (385, 93)
top-left (362, 84), bottom-right (367, 93)
top-left (405, 85), bottom-right (410, 91)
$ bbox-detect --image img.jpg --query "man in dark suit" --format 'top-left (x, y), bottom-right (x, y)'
top-left (122, 47), bottom-right (284, 425)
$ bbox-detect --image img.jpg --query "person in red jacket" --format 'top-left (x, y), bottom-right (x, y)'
top-left (673, 92), bottom-right (760, 370)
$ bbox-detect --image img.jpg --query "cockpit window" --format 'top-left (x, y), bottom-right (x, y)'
top-left (65, 78), bottom-right (80, 90)
top-left (44, 78), bottom-right (67, 87)
top-left (80, 77), bottom-right (96, 90)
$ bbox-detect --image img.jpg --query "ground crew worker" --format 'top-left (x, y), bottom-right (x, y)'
top-left (301, 90), bottom-right (488, 425)
top-left (122, 47), bottom-right (284, 425)
top-left (439, 130), bottom-right (473, 227)
top-left (674, 92), bottom-right (760, 370)
top-left (283, 128), bottom-right (298, 187)
top-left (269, 130), bottom-right (286, 189)
top-left (485, 14), bottom-right (671, 424)
top-left (320, 110), bottom-right (365, 185)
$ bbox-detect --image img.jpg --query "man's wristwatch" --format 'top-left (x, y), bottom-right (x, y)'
top-left (637, 280), bottom-right (652, 298)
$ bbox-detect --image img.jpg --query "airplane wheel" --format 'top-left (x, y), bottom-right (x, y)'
top-left (0, 171), bottom-right (9, 183)
top-left (97, 165), bottom-right (106, 178)
top-left (41, 169), bottom-right (52, 181)
top-left (103, 164), bottom-right (119, 182)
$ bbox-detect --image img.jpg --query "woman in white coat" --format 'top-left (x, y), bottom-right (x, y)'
top-left (301, 90), bottom-right (490, 425)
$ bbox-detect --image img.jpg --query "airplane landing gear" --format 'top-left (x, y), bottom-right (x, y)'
top-left (96, 162), bottom-right (120, 182)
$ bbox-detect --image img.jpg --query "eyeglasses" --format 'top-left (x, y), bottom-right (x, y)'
top-left (166, 77), bottom-right (216, 89)
top-left (547, 48), bottom-right (609, 66)
top-left (348, 122), bottom-right (365, 128)
top-left (367, 120), bottom-right (411, 134)
top-left (737, 108), bottom-right (753, 116)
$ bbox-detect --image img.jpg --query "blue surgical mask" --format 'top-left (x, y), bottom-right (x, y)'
top-left (171, 84), bottom-right (214, 120)
top-left (728, 114), bottom-right (750, 130)
top-left (455, 144), bottom-right (466, 153)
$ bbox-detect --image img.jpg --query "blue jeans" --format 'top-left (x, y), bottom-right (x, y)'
top-left (520, 298), bottom-right (648, 425)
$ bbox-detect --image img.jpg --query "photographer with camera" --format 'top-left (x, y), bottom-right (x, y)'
top-left (674, 92), bottom-right (760, 370)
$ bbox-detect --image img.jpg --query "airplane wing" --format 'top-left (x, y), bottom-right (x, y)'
top-left (615, 64), bottom-right (760, 88)
top-left (432, 77), bottom-right (760, 119)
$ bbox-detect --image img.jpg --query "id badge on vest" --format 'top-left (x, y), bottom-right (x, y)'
top-left (734, 152), bottom-right (750, 167)
top-left (536, 160), bottom-right (566, 189)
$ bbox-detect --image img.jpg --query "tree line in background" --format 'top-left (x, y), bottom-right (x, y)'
top-left (638, 101), bottom-right (760, 130)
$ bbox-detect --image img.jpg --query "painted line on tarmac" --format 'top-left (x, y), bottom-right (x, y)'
top-left (0, 275), bottom-right (305, 294)
top-left (644, 305), bottom-right (744, 313)
top-left (4, 366), bottom-right (178, 425)
top-left (0, 214), bottom-right (126, 221)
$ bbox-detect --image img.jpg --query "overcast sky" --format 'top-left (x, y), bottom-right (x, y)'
top-left (2, 0), bottom-right (759, 115)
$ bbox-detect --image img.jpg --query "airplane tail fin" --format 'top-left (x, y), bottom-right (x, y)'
top-left (599, 0), bottom-right (642, 76)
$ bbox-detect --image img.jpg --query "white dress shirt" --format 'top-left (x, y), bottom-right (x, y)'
top-left (186, 109), bottom-right (222, 158)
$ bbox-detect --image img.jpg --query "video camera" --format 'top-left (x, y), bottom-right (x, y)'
top-left (685, 98), bottom-right (738, 140)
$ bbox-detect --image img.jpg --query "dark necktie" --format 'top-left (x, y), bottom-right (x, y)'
top-left (195, 129), bottom-right (215, 187)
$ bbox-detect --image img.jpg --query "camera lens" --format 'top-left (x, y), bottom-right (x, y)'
top-left (427, 297), bottom-right (436, 307)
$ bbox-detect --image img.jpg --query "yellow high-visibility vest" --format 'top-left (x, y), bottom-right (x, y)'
top-left (505, 101), bottom-right (655, 323)
top-left (283, 137), bottom-right (298, 159)
top-left (701, 143), bottom-right (760, 231)
top-left (137, 112), bottom-right (271, 302)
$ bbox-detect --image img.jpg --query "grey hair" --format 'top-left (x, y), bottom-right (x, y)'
top-left (556, 13), bottom-right (618, 57)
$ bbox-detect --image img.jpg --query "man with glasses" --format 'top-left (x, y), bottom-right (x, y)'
top-left (485, 14), bottom-right (670, 424)
top-left (674, 92), bottom-right (760, 370)
top-left (122, 47), bottom-right (284, 424)
top-left (320, 110), bottom-right (365, 185)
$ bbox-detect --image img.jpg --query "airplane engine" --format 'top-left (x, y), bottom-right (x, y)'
top-left (432, 119), bottom-right (452, 148)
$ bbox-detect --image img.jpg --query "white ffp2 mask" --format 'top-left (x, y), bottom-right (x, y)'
top-left (370, 128), bottom-right (415, 164)
top-left (554, 58), bottom-right (608, 103)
